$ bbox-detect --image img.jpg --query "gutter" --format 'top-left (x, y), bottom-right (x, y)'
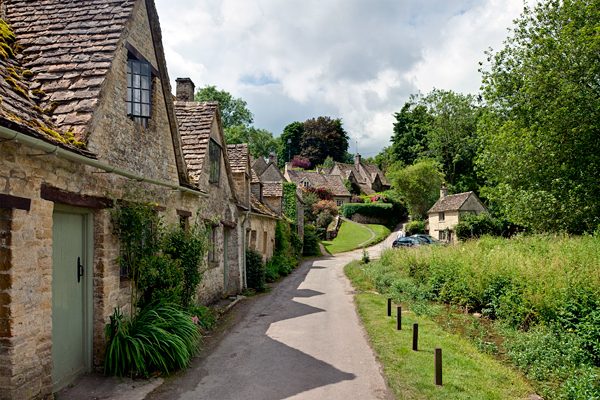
top-left (0, 125), bottom-right (207, 197)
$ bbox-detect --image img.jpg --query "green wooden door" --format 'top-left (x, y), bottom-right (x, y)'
top-left (52, 210), bottom-right (91, 391)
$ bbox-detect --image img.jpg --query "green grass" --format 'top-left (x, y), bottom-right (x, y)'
top-left (322, 220), bottom-right (389, 254)
top-left (345, 261), bottom-right (534, 399)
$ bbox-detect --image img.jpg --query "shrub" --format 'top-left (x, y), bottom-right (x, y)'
top-left (303, 224), bottom-right (320, 256)
top-left (305, 186), bottom-right (334, 201)
top-left (136, 254), bottom-right (183, 309)
top-left (187, 304), bottom-right (216, 330)
top-left (341, 202), bottom-right (393, 218)
top-left (104, 303), bottom-right (200, 377)
top-left (316, 210), bottom-right (334, 231)
top-left (313, 199), bottom-right (338, 216)
top-left (291, 155), bottom-right (311, 169)
top-left (282, 182), bottom-right (297, 221)
top-left (246, 250), bottom-right (266, 291)
top-left (455, 213), bottom-right (503, 240)
top-left (404, 220), bottom-right (425, 235)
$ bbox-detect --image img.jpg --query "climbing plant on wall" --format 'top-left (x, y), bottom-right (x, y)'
top-left (282, 182), bottom-right (297, 221)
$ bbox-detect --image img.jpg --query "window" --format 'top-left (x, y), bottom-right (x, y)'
top-left (250, 230), bottom-right (257, 250)
top-left (207, 225), bottom-right (217, 262)
top-left (209, 139), bottom-right (221, 184)
top-left (336, 199), bottom-right (343, 206)
top-left (127, 56), bottom-right (152, 127)
top-left (263, 231), bottom-right (268, 253)
top-left (438, 212), bottom-right (445, 221)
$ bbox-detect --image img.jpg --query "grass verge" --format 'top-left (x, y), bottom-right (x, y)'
top-left (345, 261), bottom-right (534, 399)
top-left (323, 220), bottom-right (389, 254)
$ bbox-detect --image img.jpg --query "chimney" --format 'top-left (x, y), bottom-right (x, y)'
top-left (440, 185), bottom-right (448, 199)
top-left (268, 152), bottom-right (277, 166)
top-left (354, 153), bottom-right (361, 167)
top-left (175, 78), bottom-right (195, 102)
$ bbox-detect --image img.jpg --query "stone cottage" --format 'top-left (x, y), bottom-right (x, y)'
top-left (284, 165), bottom-right (352, 206)
top-left (427, 186), bottom-right (487, 243)
top-left (0, 1), bottom-right (220, 397)
top-left (327, 154), bottom-right (390, 195)
top-left (227, 144), bottom-right (278, 262)
top-left (173, 78), bottom-right (243, 303)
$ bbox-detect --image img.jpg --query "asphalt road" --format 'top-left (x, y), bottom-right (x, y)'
top-left (147, 237), bottom-right (396, 400)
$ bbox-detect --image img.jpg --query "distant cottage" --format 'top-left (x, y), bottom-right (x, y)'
top-left (427, 186), bottom-right (487, 243)
top-left (325, 154), bottom-right (390, 195)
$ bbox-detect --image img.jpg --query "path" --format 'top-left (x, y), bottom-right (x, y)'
top-left (146, 234), bottom-right (398, 400)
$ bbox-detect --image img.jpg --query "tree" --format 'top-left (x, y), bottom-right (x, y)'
top-left (195, 85), bottom-right (253, 129)
top-left (278, 121), bottom-right (304, 166)
top-left (478, 0), bottom-right (600, 233)
top-left (300, 117), bottom-right (349, 166)
top-left (389, 159), bottom-right (444, 219)
top-left (391, 98), bottom-right (431, 167)
top-left (226, 125), bottom-right (279, 159)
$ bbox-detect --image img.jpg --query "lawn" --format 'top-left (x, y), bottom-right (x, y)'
top-left (345, 261), bottom-right (535, 399)
top-left (322, 220), bottom-right (389, 254)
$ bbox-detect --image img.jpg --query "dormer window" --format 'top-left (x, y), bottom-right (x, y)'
top-left (127, 55), bottom-right (152, 127)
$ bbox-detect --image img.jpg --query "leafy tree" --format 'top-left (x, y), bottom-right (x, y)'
top-left (300, 117), bottom-right (349, 166)
top-left (389, 159), bottom-right (444, 219)
top-left (391, 98), bottom-right (431, 166)
top-left (226, 125), bottom-right (279, 159)
top-left (278, 121), bottom-right (304, 166)
top-left (365, 146), bottom-right (395, 174)
top-left (195, 85), bottom-right (253, 129)
top-left (478, 0), bottom-right (600, 233)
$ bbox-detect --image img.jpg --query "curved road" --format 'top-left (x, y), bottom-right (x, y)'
top-left (147, 235), bottom-right (397, 400)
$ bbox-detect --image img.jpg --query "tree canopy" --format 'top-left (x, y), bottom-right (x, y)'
top-left (300, 117), bottom-right (349, 167)
top-left (226, 125), bottom-right (279, 159)
top-left (389, 159), bottom-right (444, 219)
top-left (477, 0), bottom-right (600, 233)
top-left (278, 121), bottom-right (304, 166)
top-left (194, 85), bottom-right (253, 129)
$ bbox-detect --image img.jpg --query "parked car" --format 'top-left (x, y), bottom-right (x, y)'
top-left (392, 237), bottom-right (420, 248)
top-left (410, 234), bottom-right (442, 245)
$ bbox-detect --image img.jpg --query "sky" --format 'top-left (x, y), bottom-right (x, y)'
top-left (155, 0), bottom-right (525, 158)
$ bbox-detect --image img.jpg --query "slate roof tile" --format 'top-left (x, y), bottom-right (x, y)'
top-left (286, 170), bottom-right (350, 197)
top-left (428, 192), bottom-right (474, 213)
top-left (226, 143), bottom-right (249, 174)
top-left (250, 193), bottom-right (278, 218)
top-left (263, 182), bottom-right (282, 197)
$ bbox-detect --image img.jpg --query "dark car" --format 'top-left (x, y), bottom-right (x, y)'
top-left (410, 234), bottom-right (442, 245)
top-left (392, 237), bottom-right (420, 248)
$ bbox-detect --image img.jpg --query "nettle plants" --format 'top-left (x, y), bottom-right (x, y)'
top-left (105, 201), bottom-right (208, 377)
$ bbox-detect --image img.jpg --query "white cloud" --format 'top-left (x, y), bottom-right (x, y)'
top-left (155, 0), bottom-right (525, 156)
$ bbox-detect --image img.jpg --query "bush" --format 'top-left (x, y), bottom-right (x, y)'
top-left (246, 250), bottom-right (266, 291)
top-left (291, 155), bottom-right (311, 169)
top-left (305, 186), bottom-right (334, 201)
top-left (455, 213), bottom-right (503, 240)
top-left (187, 304), bottom-right (216, 330)
top-left (341, 202), bottom-right (393, 218)
top-left (104, 303), bottom-right (200, 377)
top-left (404, 220), bottom-right (425, 235)
top-left (136, 254), bottom-right (184, 309)
top-left (303, 224), bottom-right (320, 256)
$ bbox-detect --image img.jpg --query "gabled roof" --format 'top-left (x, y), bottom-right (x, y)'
top-left (252, 157), bottom-right (268, 176)
top-left (227, 143), bottom-right (249, 174)
top-left (286, 169), bottom-right (351, 197)
top-left (428, 191), bottom-right (478, 213)
top-left (263, 182), bottom-right (282, 197)
top-left (362, 163), bottom-right (390, 186)
top-left (5, 0), bottom-right (135, 140)
top-left (250, 193), bottom-right (278, 218)
top-left (174, 101), bottom-right (218, 183)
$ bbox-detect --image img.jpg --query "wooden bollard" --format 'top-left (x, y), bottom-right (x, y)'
top-left (435, 348), bottom-right (443, 386)
top-left (387, 298), bottom-right (392, 317)
top-left (412, 323), bottom-right (418, 351)
top-left (397, 306), bottom-right (402, 330)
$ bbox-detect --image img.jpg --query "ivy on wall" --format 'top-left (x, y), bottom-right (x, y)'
top-left (282, 182), bottom-right (297, 221)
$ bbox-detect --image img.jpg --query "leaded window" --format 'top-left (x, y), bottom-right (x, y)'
top-left (127, 57), bottom-right (152, 127)
top-left (209, 139), bottom-right (221, 184)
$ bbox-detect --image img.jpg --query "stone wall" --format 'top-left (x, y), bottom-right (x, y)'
top-left (248, 214), bottom-right (276, 261)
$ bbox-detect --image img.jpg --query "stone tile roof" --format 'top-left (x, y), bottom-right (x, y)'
top-left (250, 168), bottom-right (261, 184)
top-left (250, 193), bottom-right (278, 218)
top-left (252, 157), bottom-right (268, 176)
top-left (428, 192), bottom-right (474, 213)
top-left (174, 101), bottom-right (218, 183)
top-left (5, 0), bottom-right (135, 141)
top-left (227, 143), bottom-right (249, 174)
top-left (263, 182), bottom-right (282, 197)
top-left (286, 170), bottom-right (351, 197)
top-left (362, 163), bottom-right (390, 185)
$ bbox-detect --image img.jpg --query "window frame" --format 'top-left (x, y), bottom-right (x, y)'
top-left (125, 44), bottom-right (156, 128)
top-left (208, 138), bottom-right (221, 185)
top-left (438, 211), bottom-right (445, 221)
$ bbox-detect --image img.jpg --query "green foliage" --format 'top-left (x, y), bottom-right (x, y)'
top-left (321, 156), bottom-right (335, 170)
top-left (136, 254), bottom-right (183, 309)
top-left (302, 224), bottom-right (320, 256)
top-left (300, 116), bottom-right (349, 166)
top-left (302, 190), bottom-right (319, 223)
top-left (404, 220), bottom-right (425, 235)
top-left (361, 248), bottom-right (370, 264)
top-left (225, 124), bottom-right (279, 158)
top-left (246, 250), bottom-right (266, 291)
top-left (391, 98), bottom-right (431, 167)
top-left (282, 182), bottom-right (297, 221)
top-left (362, 234), bottom-right (600, 398)
top-left (187, 304), bottom-right (217, 330)
top-left (478, 0), bottom-right (600, 234)
top-left (278, 121), bottom-right (304, 166)
top-left (454, 213), bottom-right (513, 240)
top-left (340, 202), bottom-right (393, 219)
top-left (195, 85), bottom-right (253, 129)
top-left (389, 159), bottom-right (444, 219)
top-left (265, 220), bottom-right (300, 282)
top-left (104, 303), bottom-right (200, 377)
top-left (162, 221), bottom-right (208, 307)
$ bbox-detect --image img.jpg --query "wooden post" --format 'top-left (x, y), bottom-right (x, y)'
top-left (435, 348), bottom-right (443, 386)
top-left (387, 298), bottom-right (392, 317)
top-left (397, 306), bottom-right (402, 330)
top-left (412, 323), bottom-right (418, 351)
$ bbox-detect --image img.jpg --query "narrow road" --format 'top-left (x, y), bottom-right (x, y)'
top-left (147, 237), bottom-right (396, 400)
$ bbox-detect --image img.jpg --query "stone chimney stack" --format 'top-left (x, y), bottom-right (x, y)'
top-left (268, 152), bottom-right (277, 166)
top-left (440, 185), bottom-right (448, 199)
top-left (175, 78), bottom-right (195, 102)
top-left (354, 153), bottom-right (361, 167)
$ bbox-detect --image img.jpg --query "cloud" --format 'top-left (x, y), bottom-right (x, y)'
top-left (155, 0), bottom-right (524, 156)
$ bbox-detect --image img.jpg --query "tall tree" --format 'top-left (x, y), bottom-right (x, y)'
top-left (195, 85), bottom-right (253, 129)
top-left (391, 98), bottom-right (431, 166)
top-left (478, 0), bottom-right (600, 233)
top-left (226, 125), bottom-right (279, 159)
top-left (389, 159), bottom-right (444, 219)
top-left (300, 117), bottom-right (349, 166)
top-left (278, 121), bottom-right (304, 166)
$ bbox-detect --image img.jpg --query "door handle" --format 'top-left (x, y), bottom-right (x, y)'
top-left (77, 257), bottom-right (84, 283)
